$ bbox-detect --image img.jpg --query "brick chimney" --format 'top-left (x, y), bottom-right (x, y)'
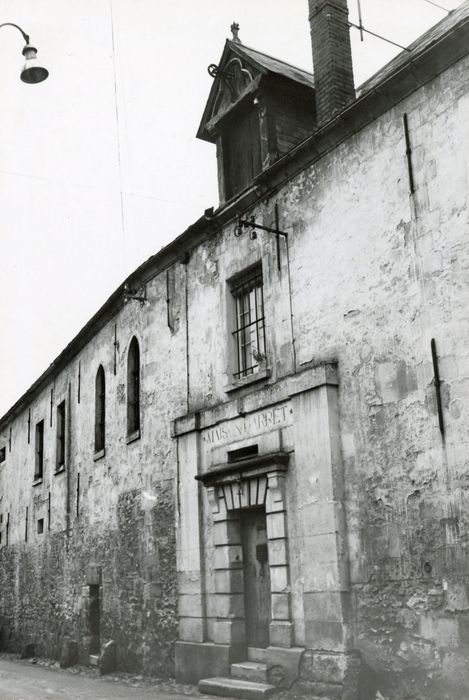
top-left (308, 0), bottom-right (355, 124)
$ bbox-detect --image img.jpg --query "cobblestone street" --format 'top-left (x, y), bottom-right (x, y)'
top-left (0, 655), bottom-right (213, 700)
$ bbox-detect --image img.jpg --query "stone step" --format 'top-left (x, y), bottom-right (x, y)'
top-left (88, 654), bottom-right (99, 666)
top-left (231, 661), bottom-right (267, 684)
top-left (199, 677), bottom-right (275, 700)
top-left (247, 647), bottom-right (267, 663)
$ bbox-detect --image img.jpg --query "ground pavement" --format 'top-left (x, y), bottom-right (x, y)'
top-left (0, 654), bottom-right (218, 700)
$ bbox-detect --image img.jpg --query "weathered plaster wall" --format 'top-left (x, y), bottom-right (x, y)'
top-left (0, 263), bottom-right (187, 674)
top-left (183, 54), bottom-right (469, 698)
top-left (0, 39), bottom-right (468, 698)
top-left (281, 54), bottom-right (469, 700)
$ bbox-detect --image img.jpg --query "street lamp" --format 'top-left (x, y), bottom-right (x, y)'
top-left (0, 22), bottom-right (48, 84)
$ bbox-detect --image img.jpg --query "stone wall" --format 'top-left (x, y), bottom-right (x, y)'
top-left (0, 488), bottom-right (176, 674)
top-left (180, 52), bottom-right (469, 698)
top-left (0, 33), bottom-right (467, 698)
top-left (0, 264), bottom-right (187, 675)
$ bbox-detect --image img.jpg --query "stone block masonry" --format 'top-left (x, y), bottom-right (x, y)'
top-left (0, 484), bottom-right (177, 675)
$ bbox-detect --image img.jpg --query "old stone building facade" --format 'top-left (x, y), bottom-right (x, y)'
top-left (1, 2), bottom-right (469, 699)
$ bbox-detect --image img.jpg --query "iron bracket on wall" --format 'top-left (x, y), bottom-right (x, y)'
top-left (234, 205), bottom-right (288, 270)
top-left (403, 113), bottom-right (416, 195)
top-left (431, 338), bottom-right (445, 440)
top-left (123, 283), bottom-right (147, 306)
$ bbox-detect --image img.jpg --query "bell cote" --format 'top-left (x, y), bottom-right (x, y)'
top-left (197, 24), bottom-right (316, 205)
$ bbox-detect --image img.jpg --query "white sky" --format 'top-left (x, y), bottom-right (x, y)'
top-left (0, 0), bottom-right (462, 416)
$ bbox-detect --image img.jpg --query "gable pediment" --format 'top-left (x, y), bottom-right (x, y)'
top-left (197, 42), bottom-right (264, 142)
top-left (196, 35), bottom-right (316, 203)
top-left (210, 55), bottom-right (261, 120)
top-left (197, 39), bottom-right (315, 143)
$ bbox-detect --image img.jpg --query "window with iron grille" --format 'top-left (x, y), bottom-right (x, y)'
top-left (231, 266), bottom-right (266, 379)
top-left (56, 401), bottom-right (66, 470)
top-left (95, 365), bottom-right (105, 453)
top-left (35, 420), bottom-right (44, 480)
top-left (127, 337), bottom-right (140, 436)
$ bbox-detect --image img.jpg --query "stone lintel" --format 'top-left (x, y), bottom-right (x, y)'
top-left (196, 452), bottom-right (289, 487)
top-left (173, 363), bottom-right (338, 434)
top-left (85, 566), bottom-right (102, 586)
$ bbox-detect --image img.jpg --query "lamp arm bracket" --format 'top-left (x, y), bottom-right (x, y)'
top-left (234, 214), bottom-right (288, 239)
top-left (0, 23), bottom-right (30, 44)
top-left (123, 283), bottom-right (148, 306)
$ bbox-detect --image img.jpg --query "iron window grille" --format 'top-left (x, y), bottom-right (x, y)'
top-left (231, 267), bottom-right (266, 379)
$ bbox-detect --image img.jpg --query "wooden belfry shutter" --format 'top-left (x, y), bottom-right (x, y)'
top-left (224, 107), bottom-right (261, 199)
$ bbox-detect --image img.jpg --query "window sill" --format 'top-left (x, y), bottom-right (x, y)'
top-left (32, 478), bottom-right (43, 487)
top-left (54, 466), bottom-right (66, 475)
top-left (224, 367), bottom-right (271, 394)
top-left (93, 448), bottom-right (105, 462)
top-left (126, 429), bottom-right (141, 445)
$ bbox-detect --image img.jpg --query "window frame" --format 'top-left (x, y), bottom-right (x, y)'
top-left (127, 336), bottom-right (141, 440)
top-left (230, 264), bottom-right (267, 381)
top-left (94, 365), bottom-right (106, 457)
top-left (35, 419), bottom-right (44, 481)
top-left (56, 400), bottom-right (66, 472)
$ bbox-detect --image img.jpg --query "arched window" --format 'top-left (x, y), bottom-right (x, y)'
top-left (127, 337), bottom-right (140, 436)
top-left (95, 365), bottom-right (105, 453)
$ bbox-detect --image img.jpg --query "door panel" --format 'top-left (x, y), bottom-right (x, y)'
top-left (241, 507), bottom-right (271, 647)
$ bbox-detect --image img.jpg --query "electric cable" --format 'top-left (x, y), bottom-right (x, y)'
top-left (420, 0), bottom-right (451, 12)
top-left (110, 0), bottom-right (127, 276)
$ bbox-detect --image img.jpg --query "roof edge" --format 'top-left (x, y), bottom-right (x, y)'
top-left (0, 211), bottom-right (216, 430)
top-left (2, 3), bottom-right (469, 430)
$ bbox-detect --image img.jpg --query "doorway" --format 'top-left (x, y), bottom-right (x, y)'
top-left (240, 507), bottom-right (271, 648)
top-left (89, 584), bottom-right (100, 655)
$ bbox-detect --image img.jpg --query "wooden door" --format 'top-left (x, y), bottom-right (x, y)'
top-left (89, 584), bottom-right (100, 654)
top-left (241, 507), bottom-right (271, 647)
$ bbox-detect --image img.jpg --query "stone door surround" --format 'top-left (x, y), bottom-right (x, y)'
top-left (196, 452), bottom-right (294, 648)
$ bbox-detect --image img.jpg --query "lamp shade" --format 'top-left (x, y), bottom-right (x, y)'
top-left (20, 45), bottom-right (48, 84)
